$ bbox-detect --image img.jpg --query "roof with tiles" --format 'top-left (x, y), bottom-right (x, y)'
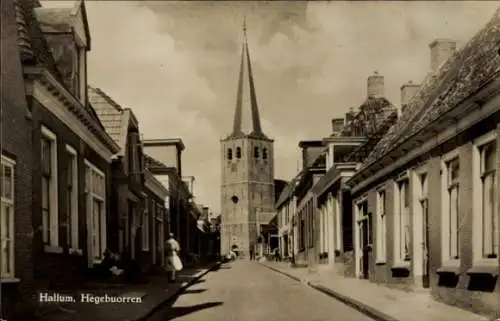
top-left (16, 0), bottom-right (106, 136)
top-left (15, 0), bottom-right (63, 78)
top-left (88, 87), bottom-right (129, 153)
top-left (360, 8), bottom-right (500, 171)
top-left (276, 172), bottom-right (303, 209)
top-left (341, 97), bottom-right (396, 138)
top-left (35, 7), bottom-right (73, 32)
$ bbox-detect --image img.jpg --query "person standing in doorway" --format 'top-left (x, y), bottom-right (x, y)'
top-left (165, 233), bottom-right (181, 283)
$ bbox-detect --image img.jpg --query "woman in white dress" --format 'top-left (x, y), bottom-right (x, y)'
top-left (165, 233), bottom-right (182, 282)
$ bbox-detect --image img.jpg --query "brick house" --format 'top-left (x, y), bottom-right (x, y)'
top-left (89, 86), bottom-right (167, 274)
top-left (346, 11), bottom-right (500, 318)
top-left (276, 174), bottom-right (301, 260)
top-left (143, 169), bottom-right (169, 272)
top-left (293, 140), bottom-right (326, 267)
top-left (1, 0), bottom-right (35, 316)
top-left (311, 73), bottom-right (398, 275)
top-left (143, 149), bottom-right (197, 265)
top-left (18, 0), bottom-right (120, 289)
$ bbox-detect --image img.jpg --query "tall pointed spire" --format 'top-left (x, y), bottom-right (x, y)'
top-left (230, 16), bottom-right (266, 139)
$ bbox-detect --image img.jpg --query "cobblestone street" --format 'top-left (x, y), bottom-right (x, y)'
top-left (146, 261), bottom-right (373, 321)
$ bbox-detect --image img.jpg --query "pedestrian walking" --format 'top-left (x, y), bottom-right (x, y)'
top-left (249, 247), bottom-right (254, 260)
top-left (165, 233), bottom-right (182, 283)
top-left (274, 248), bottom-right (280, 262)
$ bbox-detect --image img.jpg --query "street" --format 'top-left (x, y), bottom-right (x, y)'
top-left (146, 261), bottom-right (374, 321)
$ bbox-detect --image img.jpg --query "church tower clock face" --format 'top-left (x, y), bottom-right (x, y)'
top-left (219, 19), bottom-right (275, 258)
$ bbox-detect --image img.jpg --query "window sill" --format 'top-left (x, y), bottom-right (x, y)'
top-left (467, 265), bottom-right (499, 277)
top-left (473, 258), bottom-right (498, 267)
top-left (391, 261), bottom-right (411, 271)
top-left (436, 265), bottom-right (461, 275)
top-left (69, 248), bottom-right (83, 256)
top-left (93, 259), bottom-right (103, 264)
top-left (44, 245), bottom-right (63, 254)
top-left (0, 277), bottom-right (20, 284)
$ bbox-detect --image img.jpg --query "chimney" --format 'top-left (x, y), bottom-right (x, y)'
top-left (345, 107), bottom-right (355, 123)
top-left (331, 118), bottom-right (345, 136)
top-left (202, 206), bottom-right (209, 220)
top-left (429, 39), bottom-right (456, 72)
top-left (400, 81), bottom-right (421, 114)
top-left (367, 71), bottom-right (384, 98)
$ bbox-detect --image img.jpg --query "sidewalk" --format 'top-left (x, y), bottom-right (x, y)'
top-left (261, 261), bottom-right (492, 321)
top-left (38, 262), bottom-right (221, 321)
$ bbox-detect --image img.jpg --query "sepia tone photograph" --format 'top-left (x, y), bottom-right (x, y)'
top-left (0, 0), bottom-right (499, 320)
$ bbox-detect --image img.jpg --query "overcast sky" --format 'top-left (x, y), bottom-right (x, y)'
top-left (44, 0), bottom-right (499, 213)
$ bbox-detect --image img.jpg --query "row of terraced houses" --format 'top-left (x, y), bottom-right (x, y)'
top-left (0, 0), bottom-right (220, 318)
top-left (275, 9), bottom-right (500, 317)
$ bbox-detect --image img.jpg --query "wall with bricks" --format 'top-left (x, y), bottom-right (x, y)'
top-left (1, 0), bottom-right (35, 317)
top-left (29, 99), bottom-right (112, 288)
top-left (351, 114), bottom-right (500, 317)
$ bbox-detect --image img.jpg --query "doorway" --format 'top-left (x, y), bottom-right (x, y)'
top-left (417, 173), bottom-right (430, 288)
top-left (420, 197), bottom-right (430, 288)
top-left (361, 219), bottom-right (370, 279)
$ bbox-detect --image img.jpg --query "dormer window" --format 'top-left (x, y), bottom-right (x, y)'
top-left (236, 147), bottom-right (242, 159)
top-left (254, 147), bottom-right (259, 158)
top-left (263, 148), bottom-right (268, 160)
top-left (227, 148), bottom-right (233, 160)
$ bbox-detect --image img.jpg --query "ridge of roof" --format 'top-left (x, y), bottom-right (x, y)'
top-left (360, 10), bottom-right (500, 171)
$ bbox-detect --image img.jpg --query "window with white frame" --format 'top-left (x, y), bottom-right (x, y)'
top-left (376, 190), bottom-right (387, 262)
top-left (142, 197), bottom-right (150, 251)
top-left (442, 156), bottom-right (460, 261)
top-left (41, 127), bottom-right (59, 247)
top-left (357, 199), bottom-right (371, 248)
top-left (85, 161), bottom-right (106, 262)
top-left (476, 139), bottom-right (498, 259)
top-left (66, 146), bottom-right (79, 251)
top-left (1, 156), bottom-right (15, 279)
top-left (395, 178), bottom-right (411, 262)
top-left (156, 203), bottom-right (163, 250)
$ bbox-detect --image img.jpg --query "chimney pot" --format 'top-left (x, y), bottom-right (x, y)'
top-left (429, 39), bottom-right (456, 72)
top-left (331, 118), bottom-right (345, 136)
top-left (367, 71), bottom-right (384, 98)
top-left (400, 81), bottom-right (421, 114)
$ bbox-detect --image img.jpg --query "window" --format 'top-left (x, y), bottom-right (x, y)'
top-left (254, 146), bottom-right (260, 159)
top-left (356, 199), bottom-right (371, 248)
top-left (41, 126), bottom-right (59, 248)
top-left (263, 148), bottom-right (268, 160)
top-left (73, 44), bottom-right (81, 99)
top-left (299, 213), bottom-right (305, 251)
top-left (236, 147), bottom-right (242, 159)
top-left (156, 204), bottom-right (163, 249)
top-left (395, 178), bottom-right (411, 263)
top-left (85, 161), bottom-right (106, 263)
top-left (474, 137), bottom-right (498, 261)
top-left (376, 190), bottom-right (387, 262)
top-left (445, 157), bottom-right (460, 261)
top-left (308, 201), bottom-right (314, 248)
top-left (142, 197), bottom-right (150, 251)
top-left (1, 156), bottom-right (15, 279)
top-left (227, 148), bottom-right (233, 160)
top-left (66, 146), bottom-right (79, 251)
top-left (441, 153), bottom-right (460, 263)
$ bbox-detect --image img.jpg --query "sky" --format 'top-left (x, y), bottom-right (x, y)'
top-left (43, 0), bottom-right (500, 213)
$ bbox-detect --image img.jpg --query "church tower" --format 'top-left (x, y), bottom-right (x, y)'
top-left (220, 19), bottom-right (275, 258)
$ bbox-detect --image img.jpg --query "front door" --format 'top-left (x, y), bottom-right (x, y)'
top-left (361, 220), bottom-right (370, 279)
top-left (421, 198), bottom-right (430, 288)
